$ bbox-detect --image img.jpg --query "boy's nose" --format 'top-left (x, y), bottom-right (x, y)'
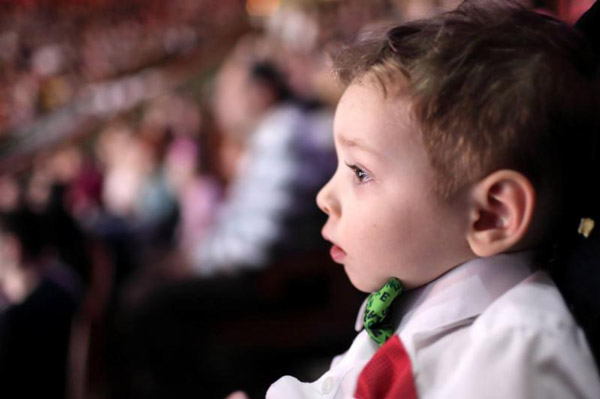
top-left (316, 178), bottom-right (339, 216)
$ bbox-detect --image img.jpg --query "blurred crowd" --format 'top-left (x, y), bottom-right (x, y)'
top-left (0, 0), bottom-right (242, 137)
top-left (0, 0), bottom-right (588, 398)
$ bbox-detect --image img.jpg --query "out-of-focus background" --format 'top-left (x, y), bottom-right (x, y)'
top-left (0, 1), bottom-right (592, 398)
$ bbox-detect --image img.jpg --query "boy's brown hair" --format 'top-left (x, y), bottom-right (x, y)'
top-left (333, 0), bottom-right (599, 211)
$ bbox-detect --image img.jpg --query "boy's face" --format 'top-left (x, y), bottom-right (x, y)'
top-left (317, 82), bottom-right (471, 292)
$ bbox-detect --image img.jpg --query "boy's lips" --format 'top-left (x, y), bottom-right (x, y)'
top-left (329, 244), bottom-right (347, 263)
top-left (322, 229), bottom-right (346, 263)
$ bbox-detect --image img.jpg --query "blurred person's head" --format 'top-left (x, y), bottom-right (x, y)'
top-left (95, 122), bottom-right (136, 169)
top-left (96, 122), bottom-right (157, 217)
top-left (392, 0), bottom-right (440, 21)
top-left (138, 96), bottom-right (203, 167)
top-left (0, 207), bottom-right (46, 302)
top-left (212, 56), bottom-right (251, 139)
top-left (26, 160), bottom-right (53, 212)
top-left (249, 60), bottom-right (294, 103)
top-left (212, 38), bottom-right (294, 138)
top-left (0, 175), bottom-right (21, 212)
top-left (142, 94), bottom-right (202, 139)
top-left (165, 135), bottom-right (201, 193)
top-left (390, 0), bottom-right (531, 21)
top-left (25, 147), bottom-right (82, 212)
top-left (47, 145), bottom-right (84, 184)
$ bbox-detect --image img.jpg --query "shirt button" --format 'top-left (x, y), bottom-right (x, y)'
top-left (321, 376), bottom-right (335, 395)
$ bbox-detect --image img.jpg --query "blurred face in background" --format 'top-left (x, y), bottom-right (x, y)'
top-left (0, 177), bottom-right (19, 212)
top-left (0, 232), bottom-right (33, 304)
top-left (212, 59), bottom-right (275, 139)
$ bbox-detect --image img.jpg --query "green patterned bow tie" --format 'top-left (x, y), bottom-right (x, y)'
top-left (364, 277), bottom-right (404, 346)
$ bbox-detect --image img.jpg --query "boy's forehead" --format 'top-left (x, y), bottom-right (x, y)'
top-left (335, 134), bottom-right (381, 156)
top-left (333, 82), bottom-right (418, 148)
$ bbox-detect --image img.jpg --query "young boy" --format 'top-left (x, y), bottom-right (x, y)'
top-left (265, 1), bottom-right (600, 398)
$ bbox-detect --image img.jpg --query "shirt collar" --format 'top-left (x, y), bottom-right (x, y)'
top-left (394, 251), bottom-right (539, 337)
top-left (355, 251), bottom-right (539, 334)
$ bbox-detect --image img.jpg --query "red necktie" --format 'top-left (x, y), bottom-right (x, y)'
top-left (354, 335), bottom-right (418, 399)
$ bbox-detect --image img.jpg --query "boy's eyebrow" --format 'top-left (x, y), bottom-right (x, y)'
top-left (337, 135), bottom-right (379, 156)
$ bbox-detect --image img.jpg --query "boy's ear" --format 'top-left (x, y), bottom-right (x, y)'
top-left (466, 170), bottom-right (536, 257)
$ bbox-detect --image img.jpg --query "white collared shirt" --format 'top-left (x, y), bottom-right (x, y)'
top-left (267, 252), bottom-right (600, 399)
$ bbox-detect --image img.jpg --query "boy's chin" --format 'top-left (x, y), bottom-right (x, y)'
top-left (345, 268), bottom-right (387, 293)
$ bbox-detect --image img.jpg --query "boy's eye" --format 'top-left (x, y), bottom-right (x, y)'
top-left (345, 162), bottom-right (371, 183)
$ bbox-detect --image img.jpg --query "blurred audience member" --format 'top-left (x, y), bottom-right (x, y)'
top-left (187, 39), bottom-right (335, 276)
top-left (97, 123), bottom-right (147, 221)
top-left (164, 128), bottom-right (222, 254)
top-left (0, 205), bottom-right (81, 399)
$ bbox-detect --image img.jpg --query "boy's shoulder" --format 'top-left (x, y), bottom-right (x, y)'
top-left (410, 270), bottom-right (600, 398)
top-left (474, 270), bottom-right (578, 335)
